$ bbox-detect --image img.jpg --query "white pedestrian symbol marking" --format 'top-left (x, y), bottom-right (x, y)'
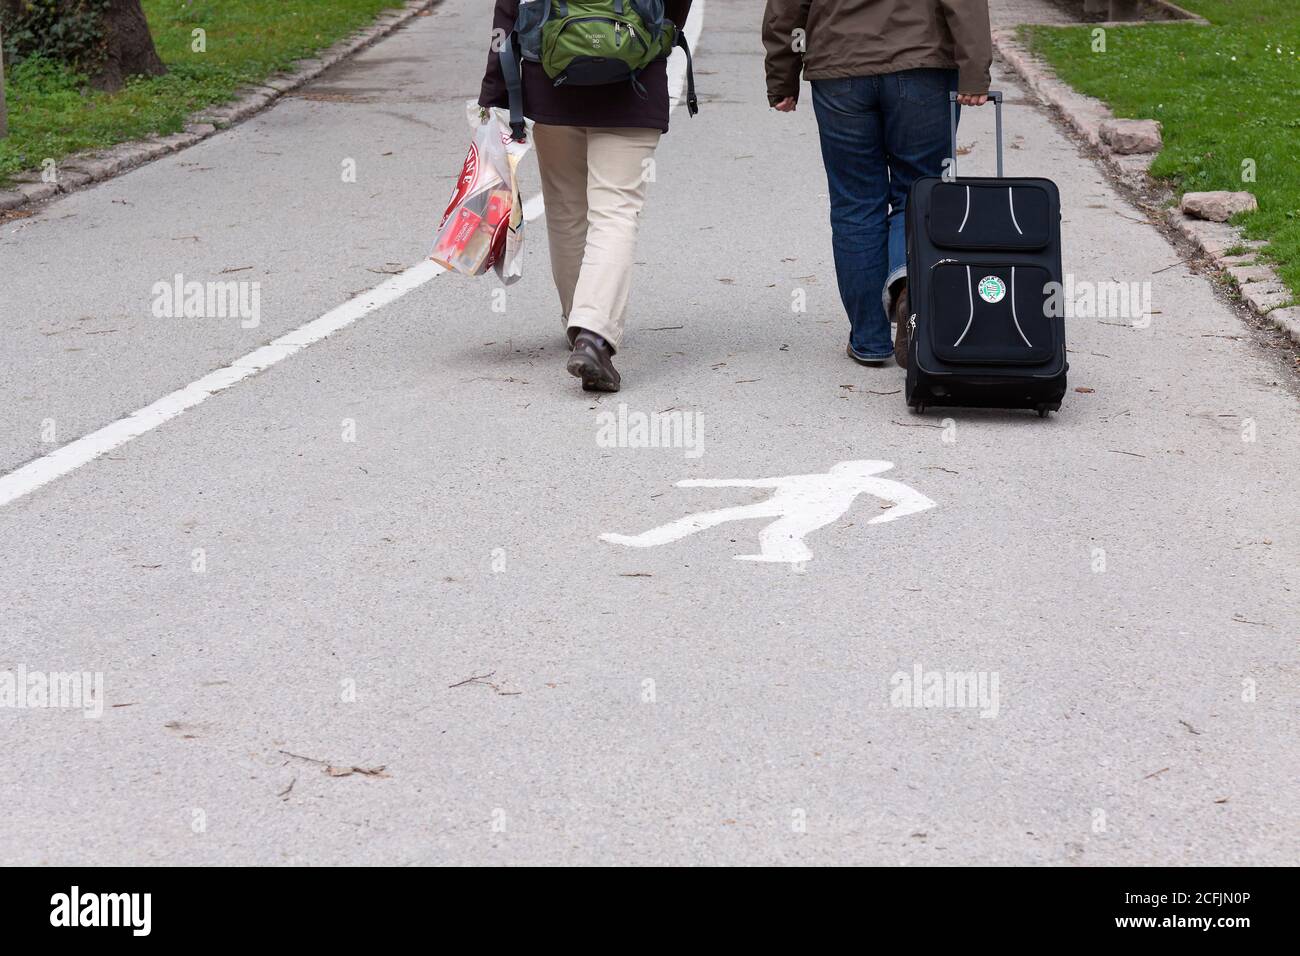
top-left (600, 461), bottom-right (936, 564)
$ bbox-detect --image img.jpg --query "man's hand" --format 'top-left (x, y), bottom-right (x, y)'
top-left (772, 96), bottom-right (797, 112)
top-left (956, 93), bottom-right (989, 107)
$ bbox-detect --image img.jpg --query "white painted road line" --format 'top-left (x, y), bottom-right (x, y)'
top-left (0, 2), bottom-right (705, 510)
top-left (0, 260), bottom-right (442, 508)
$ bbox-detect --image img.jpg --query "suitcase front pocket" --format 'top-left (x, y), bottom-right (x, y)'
top-left (927, 182), bottom-right (1052, 251)
top-left (929, 263), bottom-right (1056, 366)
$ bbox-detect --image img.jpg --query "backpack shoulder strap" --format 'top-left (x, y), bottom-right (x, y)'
top-left (675, 30), bottom-right (699, 118)
top-left (499, 33), bottom-right (527, 142)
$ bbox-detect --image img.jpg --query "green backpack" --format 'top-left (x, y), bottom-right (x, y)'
top-left (499, 0), bottom-right (698, 141)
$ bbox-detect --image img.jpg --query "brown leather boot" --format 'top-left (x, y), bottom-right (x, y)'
top-left (566, 329), bottom-right (621, 392)
top-left (892, 282), bottom-right (911, 370)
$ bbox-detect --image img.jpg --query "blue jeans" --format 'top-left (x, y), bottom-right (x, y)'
top-left (811, 69), bottom-right (958, 359)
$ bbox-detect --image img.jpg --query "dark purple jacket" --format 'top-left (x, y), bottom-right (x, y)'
top-left (478, 0), bottom-right (693, 132)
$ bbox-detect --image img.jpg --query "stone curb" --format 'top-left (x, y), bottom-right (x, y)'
top-left (994, 29), bottom-right (1155, 184)
top-left (1267, 307), bottom-right (1300, 344)
top-left (993, 27), bottom-right (1297, 345)
top-left (0, 0), bottom-right (436, 215)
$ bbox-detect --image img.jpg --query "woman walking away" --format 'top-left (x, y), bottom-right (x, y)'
top-left (763, 0), bottom-right (992, 368)
top-left (479, 0), bottom-right (696, 393)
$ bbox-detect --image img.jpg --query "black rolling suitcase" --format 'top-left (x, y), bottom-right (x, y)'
top-left (905, 91), bottom-right (1067, 417)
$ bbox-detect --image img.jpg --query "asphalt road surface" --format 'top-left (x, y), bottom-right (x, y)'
top-left (1, 0), bottom-right (1295, 865)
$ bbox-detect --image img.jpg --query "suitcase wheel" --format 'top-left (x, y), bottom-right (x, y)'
top-left (1036, 405), bottom-right (1051, 419)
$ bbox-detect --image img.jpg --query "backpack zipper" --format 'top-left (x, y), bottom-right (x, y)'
top-left (548, 16), bottom-right (647, 61)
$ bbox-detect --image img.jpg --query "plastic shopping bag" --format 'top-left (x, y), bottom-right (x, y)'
top-left (431, 103), bottom-right (532, 284)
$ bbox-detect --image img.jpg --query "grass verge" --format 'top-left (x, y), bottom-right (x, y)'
top-left (0, 0), bottom-right (409, 187)
top-left (1023, 0), bottom-right (1300, 299)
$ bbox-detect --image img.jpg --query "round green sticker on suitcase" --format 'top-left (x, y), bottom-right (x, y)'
top-left (977, 275), bottom-right (1006, 304)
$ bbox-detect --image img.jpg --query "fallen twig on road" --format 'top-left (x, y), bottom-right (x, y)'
top-left (448, 672), bottom-right (521, 696)
top-left (1231, 614), bottom-right (1272, 627)
top-left (279, 750), bottom-right (389, 778)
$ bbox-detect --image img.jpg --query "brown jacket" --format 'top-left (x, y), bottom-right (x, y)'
top-left (762, 0), bottom-right (992, 105)
top-left (479, 0), bottom-right (693, 132)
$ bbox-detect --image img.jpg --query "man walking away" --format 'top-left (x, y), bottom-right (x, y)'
top-left (763, 0), bottom-right (992, 367)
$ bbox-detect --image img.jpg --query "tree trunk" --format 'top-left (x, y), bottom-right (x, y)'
top-left (90, 0), bottom-right (166, 92)
top-left (1108, 0), bottom-right (1145, 20)
top-left (0, 22), bottom-right (8, 139)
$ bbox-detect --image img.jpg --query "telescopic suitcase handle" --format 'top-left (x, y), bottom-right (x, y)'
top-left (949, 90), bottom-right (1004, 179)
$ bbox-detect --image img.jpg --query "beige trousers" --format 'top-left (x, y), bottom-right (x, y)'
top-left (532, 124), bottom-right (662, 352)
